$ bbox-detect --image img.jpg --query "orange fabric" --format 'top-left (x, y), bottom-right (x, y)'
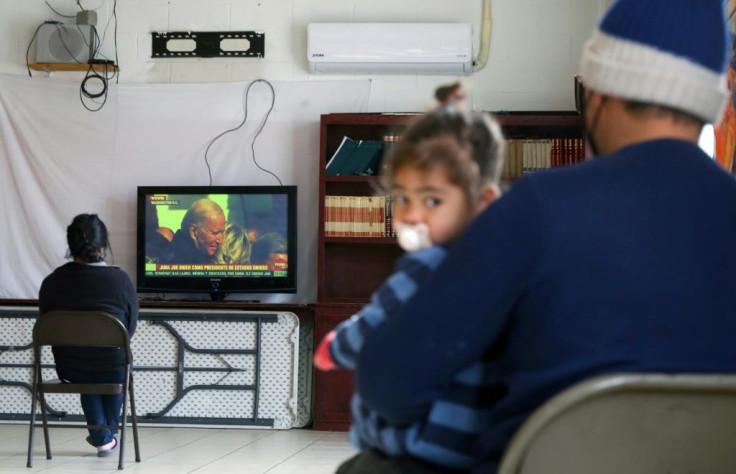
top-left (313, 329), bottom-right (337, 371)
top-left (716, 16), bottom-right (736, 174)
top-left (716, 67), bottom-right (736, 173)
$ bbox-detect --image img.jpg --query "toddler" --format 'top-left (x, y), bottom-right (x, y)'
top-left (314, 106), bottom-right (506, 469)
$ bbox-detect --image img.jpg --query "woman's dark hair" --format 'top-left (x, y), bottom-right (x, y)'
top-left (66, 213), bottom-right (111, 262)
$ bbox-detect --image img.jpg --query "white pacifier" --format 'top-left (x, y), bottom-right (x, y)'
top-left (395, 222), bottom-right (433, 252)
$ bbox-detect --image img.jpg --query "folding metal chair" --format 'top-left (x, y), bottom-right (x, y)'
top-left (498, 373), bottom-right (736, 474)
top-left (27, 310), bottom-right (141, 470)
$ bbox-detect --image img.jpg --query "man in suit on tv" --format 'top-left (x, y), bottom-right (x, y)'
top-left (159, 198), bottom-right (226, 264)
top-left (347, 0), bottom-right (736, 473)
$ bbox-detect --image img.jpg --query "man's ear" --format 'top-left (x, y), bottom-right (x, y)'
top-left (476, 183), bottom-right (501, 212)
top-left (584, 91), bottom-right (608, 118)
top-left (189, 225), bottom-right (198, 242)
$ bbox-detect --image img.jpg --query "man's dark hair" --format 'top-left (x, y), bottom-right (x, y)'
top-left (623, 100), bottom-right (705, 129)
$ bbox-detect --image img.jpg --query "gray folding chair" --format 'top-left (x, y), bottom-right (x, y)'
top-left (27, 310), bottom-right (141, 470)
top-left (498, 373), bottom-right (736, 474)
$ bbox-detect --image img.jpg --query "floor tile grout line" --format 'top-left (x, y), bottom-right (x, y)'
top-left (261, 430), bottom-right (335, 473)
top-left (0, 425), bottom-right (353, 474)
top-left (187, 429), bottom-right (284, 473)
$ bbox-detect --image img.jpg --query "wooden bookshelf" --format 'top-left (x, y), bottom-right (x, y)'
top-left (313, 111), bottom-right (583, 431)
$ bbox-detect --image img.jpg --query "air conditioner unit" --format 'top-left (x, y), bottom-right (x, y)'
top-left (307, 23), bottom-right (473, 75)
top-left (35, 22), bottom-right (95, 63)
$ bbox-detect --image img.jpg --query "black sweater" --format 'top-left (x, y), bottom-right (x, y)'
top-left (38, 262), bottom-right (139, 371)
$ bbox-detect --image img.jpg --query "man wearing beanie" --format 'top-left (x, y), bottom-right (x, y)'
top-left (348, 1), bottom-right (736, 473)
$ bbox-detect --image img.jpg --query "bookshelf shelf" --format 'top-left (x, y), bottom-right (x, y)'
top-left (324, 236), bottom-right (396, 244)
top-left (324, 175), bottom-right (379, 183)
top-left (492, 111), bottom-right (581, 127)
top-left (313, 110), bottom-right (583, 431)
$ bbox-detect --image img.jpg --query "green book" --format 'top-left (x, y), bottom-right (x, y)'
top-left (326, 137), bottom-right (359, 176)
top-left (360, 141), bottom-right (385, 175)
top-left (344, 141), bottom-right (383, 175)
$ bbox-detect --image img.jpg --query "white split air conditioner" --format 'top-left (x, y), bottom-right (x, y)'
top-left (307, 23), bottom-right (473, 75)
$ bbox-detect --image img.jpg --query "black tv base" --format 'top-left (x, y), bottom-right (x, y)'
top-left (209, 291), bottom-right (229, 302)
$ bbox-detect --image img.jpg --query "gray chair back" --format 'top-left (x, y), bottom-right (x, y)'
top-left (34, 310), bottom-right (130, 350)
top-left (498, 373), bottom-right (736, 474)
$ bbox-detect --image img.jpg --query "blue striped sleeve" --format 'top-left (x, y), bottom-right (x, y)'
top-left (329, 246), bottom-right (448, 369)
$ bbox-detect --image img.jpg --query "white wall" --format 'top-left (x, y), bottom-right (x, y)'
top-left (0, 0), bottom-right (611, 302)
top-left (0, 0), bottom-right (609, 112)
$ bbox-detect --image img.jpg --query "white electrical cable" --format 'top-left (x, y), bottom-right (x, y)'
top-left (473, 0), bottom-right (492, 73)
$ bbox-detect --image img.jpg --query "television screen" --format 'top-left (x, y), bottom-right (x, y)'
top-left (137, 186), bottom-right (297, 299)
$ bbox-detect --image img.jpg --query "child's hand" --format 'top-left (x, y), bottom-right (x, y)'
top-left (313, 330), bottom-right (337, 371)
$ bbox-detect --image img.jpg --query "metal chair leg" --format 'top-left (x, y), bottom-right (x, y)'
top-left (26, 369), bottom-right (39, 468)
top-left (118, 368), bottom-right (129, 470)
top-left (38, 391), bottom-right (52, 460)
top-left (129, 376), bottom-right (141, 463)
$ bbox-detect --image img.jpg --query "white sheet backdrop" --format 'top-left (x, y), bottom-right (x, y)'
top-left (0, 74), bottom-right (371, 302)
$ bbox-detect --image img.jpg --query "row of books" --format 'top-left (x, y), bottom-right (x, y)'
top-left (326, 136), bottom-right (586, 180)
top-left (501, 138), bottom-right (587, 179)
top-left (324, 195), bottom-right (395, 237)
top-left (325, 137), bottom-right (385, 176)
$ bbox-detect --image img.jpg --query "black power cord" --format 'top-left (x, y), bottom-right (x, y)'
top-left (80, 60), bottom-right (116, 112)
top-left (203, 79), bottom-right (281, 186)
top-left (44, 0), bottom-right (76, 18)
top-left (25, 22), bottom-right (55, 77)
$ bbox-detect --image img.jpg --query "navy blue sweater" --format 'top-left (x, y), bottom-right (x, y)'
top-left (39, 262), bottom-right (139, 371)
top-left (357, 139), bottom-right (736, 473)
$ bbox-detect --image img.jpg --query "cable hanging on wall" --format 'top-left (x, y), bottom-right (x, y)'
top-left (79, 62), bottom-right (114, 112)
top-left (27, 0), bottom-right (119, 111)
top-left (203, 79), bottom-right (281, 186)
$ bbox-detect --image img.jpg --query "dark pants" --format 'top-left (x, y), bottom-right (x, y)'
top-left (55, 366), bottom-right (124, 447)
top-left (337, 449), bottom-right (468, 474)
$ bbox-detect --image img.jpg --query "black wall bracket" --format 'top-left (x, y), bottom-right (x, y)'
top-left (151, 31), bottom-right (265, 58)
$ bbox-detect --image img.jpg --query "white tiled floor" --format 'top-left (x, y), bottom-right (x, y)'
top-left (0, 424), bottom-right (357, 473)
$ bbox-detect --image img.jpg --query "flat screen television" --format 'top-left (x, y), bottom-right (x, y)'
top-left (137, 186), bottom-right (297, 300)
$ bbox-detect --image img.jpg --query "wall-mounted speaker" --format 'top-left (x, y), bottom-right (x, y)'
top-left (35, 23), bottom-right (95, 63)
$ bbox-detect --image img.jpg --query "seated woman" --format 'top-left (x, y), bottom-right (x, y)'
top-left (38, 214), bottom-right (138, 457)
